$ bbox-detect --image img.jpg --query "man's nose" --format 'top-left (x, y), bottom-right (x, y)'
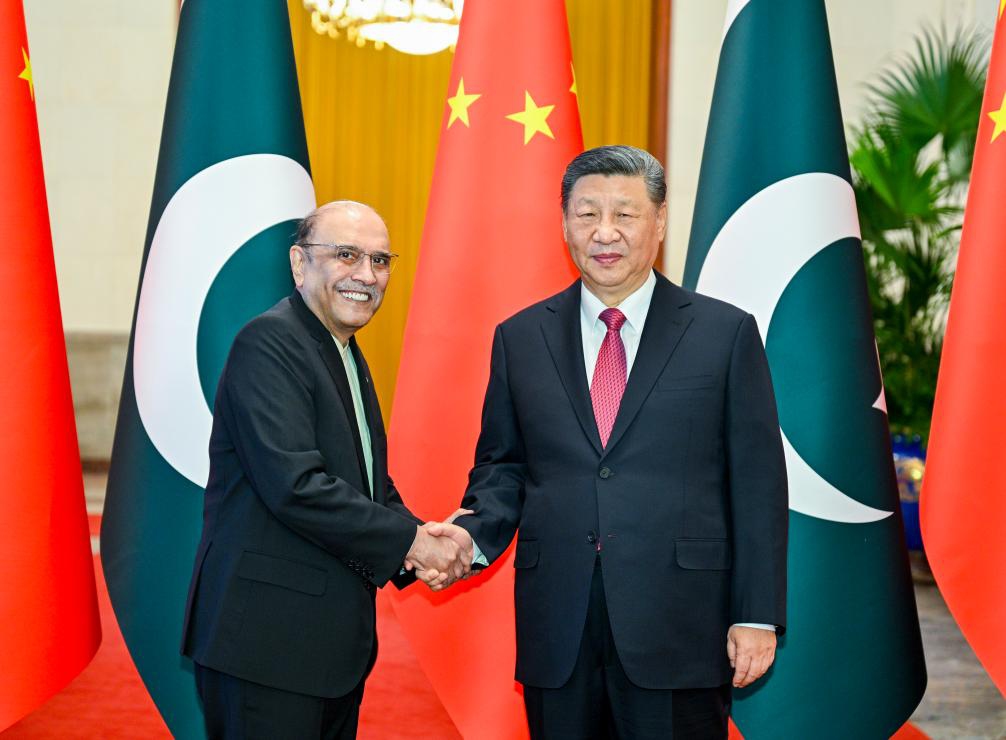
top-left (351, 256), bottom-right (378, 284)
top-left (594, 215), bottom-right (621, 244)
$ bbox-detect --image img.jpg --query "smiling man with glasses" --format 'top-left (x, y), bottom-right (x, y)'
top-left (181, 200), bottom-right (470, 739)
top-left (291, 208), bottom-right (399, 343)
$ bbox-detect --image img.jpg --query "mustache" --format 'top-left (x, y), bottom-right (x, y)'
top-left (334, 279), bottom-right (381, 300)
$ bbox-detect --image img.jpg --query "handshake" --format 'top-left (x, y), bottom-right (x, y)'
top-left (403, 508), bottom-right (476, 591)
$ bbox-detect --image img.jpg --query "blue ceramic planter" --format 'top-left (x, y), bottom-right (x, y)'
top-left (892, 433), bottom-right (925, 551)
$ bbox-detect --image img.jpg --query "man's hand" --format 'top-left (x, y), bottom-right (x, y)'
top-left (404, 525), bottom-right (470, 587)
top-left (726, 626), bottom-right (777, 688)
top-left (413, 516), bottom-right (475, 591)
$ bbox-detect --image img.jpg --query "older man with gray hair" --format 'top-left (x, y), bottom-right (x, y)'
top-left (182, 200), bottom-right (468, 739)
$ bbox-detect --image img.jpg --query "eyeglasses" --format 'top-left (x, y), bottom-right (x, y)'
top-left (299, 243), bottom-right (399, 274)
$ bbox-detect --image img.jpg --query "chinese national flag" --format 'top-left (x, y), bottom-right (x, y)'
top-left (0, 1), bottom-right (101, 730)
top-left (921, 4), bottom-right (1006, 698)
top-left (387, 1), bottom-right (582, 736)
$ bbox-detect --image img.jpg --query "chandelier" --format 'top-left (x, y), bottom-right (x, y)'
top-left (304, 0), bottom-right (463, 56)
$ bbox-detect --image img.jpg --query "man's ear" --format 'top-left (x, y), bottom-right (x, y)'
top-left (290, 245), bottom-right (306, 287)
top-left (656, 200), bottom-right (668, 242)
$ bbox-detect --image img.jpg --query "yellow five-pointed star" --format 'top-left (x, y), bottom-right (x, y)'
top-left (18, 47), bottom-right (34, 101)
top-left (570, 63), bottom-right (578, 97)
top-left (1000, 0), bottom-right (1005, 19)
top-left (506, 91), bottom-right (555, 145)
top-left (446, 77), bottom-right (480, 129)
top-left (988, 91), bottom-right (1006, 143)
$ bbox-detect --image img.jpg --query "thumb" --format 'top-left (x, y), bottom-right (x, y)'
top-left (424, 521), bottom-right (446, 536)
top-left (445, 508), bottom-right (474, 524)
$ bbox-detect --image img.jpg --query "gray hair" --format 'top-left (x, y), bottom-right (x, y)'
top-left (560, 145), bottom-right (666, 212)
top-left (293, 210), bottom-right (320, 246)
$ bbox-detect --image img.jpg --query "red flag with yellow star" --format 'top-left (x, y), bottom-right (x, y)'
top-left (388, 1), bottom-right (582, 736)
top-left (0, 2), bottom-right (101, 730)
top-left (921, 1), bottom-right (1006, 698)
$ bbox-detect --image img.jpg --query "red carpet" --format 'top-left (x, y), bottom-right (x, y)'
top-left (3, 517), bottom-right (927, 739)
top-left (3, 516), bottom-right (459, 739)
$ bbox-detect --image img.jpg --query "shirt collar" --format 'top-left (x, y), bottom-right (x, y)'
top-left (331, 334), bottom-right (350, 358)
top-left (580, 269), bottom-right (657, 333)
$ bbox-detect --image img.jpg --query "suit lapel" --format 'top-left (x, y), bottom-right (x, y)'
top-left (540, 281), bottom-right (604, 456)
top-left (602, 274), bottom-right (693, 457)
top-left (289, 291), bottom-right (371, 495)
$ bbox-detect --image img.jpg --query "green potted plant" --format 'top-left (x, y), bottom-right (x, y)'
top-left (849, 26), bottom-right (987, 561)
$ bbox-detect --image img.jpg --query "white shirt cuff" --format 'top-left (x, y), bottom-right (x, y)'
top-left (471, 539), bottom-right (489, 566)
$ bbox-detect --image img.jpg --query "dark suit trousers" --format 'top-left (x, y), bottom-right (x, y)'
top-left (194, 656), bottom-right (371, 740)
top-left (523, 559), bottom-right (731, 740)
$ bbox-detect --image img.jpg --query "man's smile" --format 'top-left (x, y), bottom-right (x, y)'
top-left (338, 290), bottom-right (372, 303)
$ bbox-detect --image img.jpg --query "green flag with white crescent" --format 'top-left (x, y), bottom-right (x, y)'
top-left (100, 2), bottom-right (315, 735)
top-left (684, 1), bottom-right (926, 737)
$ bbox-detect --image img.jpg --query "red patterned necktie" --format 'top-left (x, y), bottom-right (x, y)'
top-left (591, 308), bottom-right (627, 448)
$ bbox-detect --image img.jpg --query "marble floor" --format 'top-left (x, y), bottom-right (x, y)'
top-left (911, 580), bottom-right (1006, 739)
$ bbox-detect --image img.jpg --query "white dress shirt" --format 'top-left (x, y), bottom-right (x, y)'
top-left (580, 270), bottom-right (656, 385)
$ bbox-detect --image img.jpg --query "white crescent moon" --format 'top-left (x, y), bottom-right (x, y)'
top-left (697, 172), bottom-right (892, 524)
top-left (133, 154), bottom-right (315, 487)
top-left (723, 0), bottom-right (753, 41)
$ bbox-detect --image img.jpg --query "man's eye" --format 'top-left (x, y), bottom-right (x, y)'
top-left (337, 250), bottom-right (356, 261)
top-left (578, 212), bottom-right (595, 218)
top-left (372, 255), bottom-right (391, 267)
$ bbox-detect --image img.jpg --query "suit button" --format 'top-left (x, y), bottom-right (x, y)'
top-left (587, 531), bottom-right (597, 544)
top-left (599, 467), bottom-right (612, 479)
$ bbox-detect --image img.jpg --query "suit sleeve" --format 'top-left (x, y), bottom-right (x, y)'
top-left (725, 313), bottom-right (789, 633)
top-left (384, 474), bottom-right (421, 589)
top-left (384, 474), bottom-right (421, 525)
top-left (456, 325), bottom-right (528, 564)
top-left (217, 322), bottom-right (418, 587)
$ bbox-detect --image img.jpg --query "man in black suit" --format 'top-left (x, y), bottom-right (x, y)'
top-left (427, 146), bottom-right (788, 738)
top-left (181, 201), bottom-right (468, 739)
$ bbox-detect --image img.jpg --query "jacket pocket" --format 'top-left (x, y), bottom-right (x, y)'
top-left (675, 538), bottom-right (732, 570)
top-left (513, 539), bottom-right (539, 569)
top-left (236, 551), bottom-right (327, 595)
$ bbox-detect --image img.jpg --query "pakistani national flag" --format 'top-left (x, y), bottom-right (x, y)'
top-left (101, 2), bottom-right (314, 735)
top-left (684, 1), bottom-right (926, 737)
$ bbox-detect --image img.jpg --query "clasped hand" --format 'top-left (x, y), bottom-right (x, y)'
top-left (403, 509), bottom-right (475, 591)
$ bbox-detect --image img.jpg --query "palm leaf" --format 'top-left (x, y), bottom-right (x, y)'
top-left (850, 23), bottom-right (988, 443)
top-left (867, 25), bottom-right (987, 170)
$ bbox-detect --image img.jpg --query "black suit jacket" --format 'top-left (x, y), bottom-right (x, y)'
top-left (459, 273), bottom-right (788, 690)
top-left (181, 291), bottom-right (420, 698)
